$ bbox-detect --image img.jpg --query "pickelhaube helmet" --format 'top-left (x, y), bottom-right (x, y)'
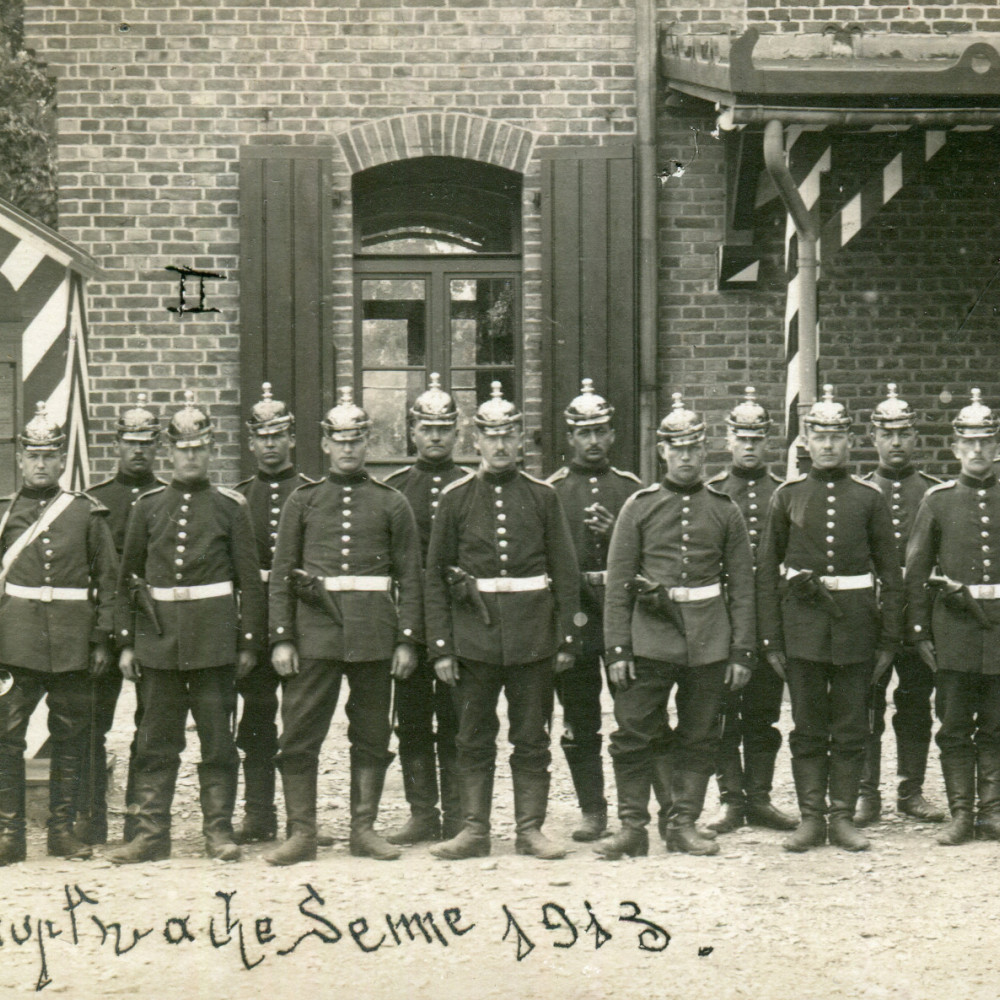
top-left (802, 384), bottom-right (851, 431)
top-left (116, 392), bottom-right (160, 442)
top-left (19, 401), bottom-right (66, 451)
top-left (166, 390), bottom-right (213, 448)
top-left (725, 386), bottom-right (771, 438)
top-left (247, 382), bottom-right (294, 436)
top-left (321, 386), bottom-right (372, 441)
top-left (870, 383), bottom-right (916, 431)
top-left (473, 381), bottom-right (522, 436)
top-left (952, 388), bottom-right (999, 439)
top-left (564, 378), bottom-right (614, 428)
top-left (656, 392), bottom-right (705, 446)
top-left (410, 372), bottom-right (458, 426)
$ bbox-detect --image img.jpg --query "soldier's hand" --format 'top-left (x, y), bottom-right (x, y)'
top-left (119, 647), bottom-right (141, 683)
top-left (765, 649), bottom-right (787, 681)
top-left (391, 643), bottom-right (418, 680)
top-left (89, 643), bottom-right (109, 678)
top-left (237, 649), bottom-right (257, 679)
top-left (434, 656), bottom-right (460, 687)
top-left (871, 649), bottom-right (895, 686)
top-left (608, 658), bottom-right (635, 688)
top-left (725, 662), bottom-right (752, 691)
top-left (271, 641), bottom-right (299, 678)
top-left (584, 503), bottom-right (615, 537)
top-left (555, 650), bottom-right (575, 674)
top-left (915, 639), bottom-right (937, 672)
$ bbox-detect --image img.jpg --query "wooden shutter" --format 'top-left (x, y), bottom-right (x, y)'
top-left (239, 146), bottom-right (335, 478)
top-left (540, 144), bottom-right (638, 472)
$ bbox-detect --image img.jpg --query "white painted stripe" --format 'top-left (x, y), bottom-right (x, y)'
top-left (727, 261), bottom-right (759, 284)
top-left (800, 147), bottom-right (831, 211)
top-left (882, 153), bottom-right (904, 204)
top-left (0, 239), bottom-right (47, 292)
top-left (925, 130), bottom-right (947, 158)
top-left (21, 278), bottom-right (69, 377)
top-left (840, 193), bottom-right (863, 247)
top-left (952, 125), bottom-right (995, 132)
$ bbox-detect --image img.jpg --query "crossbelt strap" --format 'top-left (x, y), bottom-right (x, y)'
top-left (0, 491), bottom-right (77, 595)
top-left (476, 575), bottom-right (549, 594)
top-left (667, 582), bottom-right (721, 603)
top-left (149, 581), bottom-right (234, 602)
top-left (784, 568), bottom-right (874, 591)
top-left (4, 583), bottom-right (89, 603)
top-left (322, 575), bottom-right (392, 592)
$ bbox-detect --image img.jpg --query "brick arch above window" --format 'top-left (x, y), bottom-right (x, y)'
top-left (336, 113), bottom-right (535, 176)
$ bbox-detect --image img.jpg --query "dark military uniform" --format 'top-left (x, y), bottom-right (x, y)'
top-left (757, 391), bottom-right (902, 851)
top-left (0, 405), bottom-right (118, 865)
top-left (706, 462), bottom-right (791, 825)
top-left (384, 456), bottom-right (468, 840)
top-left (547, 460), bottom-right (640, 828)
top-left (906, 393), bottom-right (1000, 843)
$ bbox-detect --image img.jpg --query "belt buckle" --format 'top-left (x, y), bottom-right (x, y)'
top-left (173, 587), bottom-right (190, 601)
top-left (494, 578), bottom-right (513, 593)
top-left (341, 576), bottom-right (356, 591)
top-left (670, 586), bottom-right (689, 602)
top-left (820, 576), bottom-right (838, 591)
top-left (39, 586), bottom-right (53, 603)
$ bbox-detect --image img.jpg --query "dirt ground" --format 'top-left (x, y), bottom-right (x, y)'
top-left (1, 679), bottom-right (998, 1000)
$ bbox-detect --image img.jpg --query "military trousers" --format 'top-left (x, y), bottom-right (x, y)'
top-left (719, 653), bottom-right (784, 761)
top-left (785, 658), bottom-right (869, 764)
top-left (934, 670), bottom-right (1000, 765)
top-left (394, 648), bottom-right (458, 759)
top-left (452, 658), bottom-right (554, 775)
top-left (555, 649), bottom-right (605, 753)
top-left (609, 657), bottom-right (727, 775)
top-left (277, 658), bottom-right (392, 771)
top-left (0, 665), bottom-right (92, 763)
top-left (236, 657), bottom-right (280, 764)
top-left (134, 666), bottom-right (239, 772)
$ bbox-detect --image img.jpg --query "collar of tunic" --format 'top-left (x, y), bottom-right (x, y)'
top-left (808, 466), bottom-right (850, 484)
top-left (875, 464), bottom-right (916, 482)
top-left (19, 484), bottom-right (61, 501)
top-left (661, 477), bottom-right (703, 495)
top-left (255, 465), bottom-right (297, 483)
top-left (415, 457), bottom-right (457, 473)
top-left (169, 477), bottom-right (211, 493)
top-left (730, 463), bottom-right (766, 480)
top-left (327, 470), bottom-right (370, 487)
top-left (959, 472), bottom-right (998, 489)
top-left (569, 460), bottom-right (611, 475)
top-left (115, 469), bottom-right (159, 489)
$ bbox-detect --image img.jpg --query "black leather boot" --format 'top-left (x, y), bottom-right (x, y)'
top-left (385, 751), bottom-right (441, 845)
top-left (650, 753), bottom-right (671, 843)
top-left (937, 754), bottom-right (975, 846)
top-left (829, 752), bottom-right (870, 852)
top-left (852, 737), bottom-right (882, 827)
top-left (431, 768), bottom-right (493, 859)
top-left (266, 762), bottom-right (319, 866)
top-left (595, 757), bottom-right (650, 859)
top-left (784, 756), bottom-right (828, 853)
top-left (349, 761), bottom-right (401, 860)
top-left (896, 736), bottom-right (945, 821)
top-left (513, 770), bottom-right (566, 859)
top-left (437, 737), bottom-right (463, 840)
top-left (108, 761), bottom-right (174, 864)
top-left (122, 745), bottom-right (139, 843)
top-left (199, 763), bottom-right (241, 861)
top-left (975, 747), bottom-right (1000, 840)
top-left (708, 744), bottom-right (745, 833)
top-left (666, 769), bottom-right (719, 856)
top-left (744, 750), bottom-right (798, 830)
top-left (47, 741), bottom-right (93, 860)
top-left (0, 753), bottom-right (26, 866)
top-left (564, 741), bottom-right (608, 842)
top-left (233, 757), bottom-right (278, 845)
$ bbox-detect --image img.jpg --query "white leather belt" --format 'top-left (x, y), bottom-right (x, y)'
top-left (785, 568), bottom-right (873, 591)
top-left (5, 583), bottom-right (89, 603)
top-left (260, 569), bottom-right (271, 583)
top-left (477, 575), bottom-right (549, 594)
top-left (323, 575), bottom-right (391, 592)
top-left (667, 583), bottom-right (721, 602)
top-left (583, 571), bottom-right (607, 586)
top-left (150, 581), bottom-right (234, 602)
top-left (966, 584), bottom-right (1000, 600)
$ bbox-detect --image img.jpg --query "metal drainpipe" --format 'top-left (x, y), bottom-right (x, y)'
top-left (763, 118), bottom-right (818, 434)
top-left (636, 0), bottom-right (658, 483)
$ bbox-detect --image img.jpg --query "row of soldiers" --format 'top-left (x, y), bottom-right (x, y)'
top-left (0, 374), bottom-right (995, 867)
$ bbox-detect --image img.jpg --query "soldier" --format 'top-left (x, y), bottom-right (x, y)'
top-left (854, 385), bottom-right (944, 827)
top-left (546, 379), bottom-right (641, 842)
top-left (706, 388), bottom-right (797, 835)
top-left (83, 393), bottom-right (165, 845)
top-left (757, 385), bottom-right (902, 853)
top-left (231, 383), bottom-right (317, 846)
top-left (0, 402), bottom-right (117, 865)
top-left (266, 387), bottom-right (422, 866)
top-left (906, 389), bottom-right (1000, 846)
top-left (598, 393), bottom-right (755, 859)
top-left (109, 392), bottom-right (266, 864)
top-left (425, 383), bottom-right (580, 861)
top-left (383, 374), bottom-right (469, 845)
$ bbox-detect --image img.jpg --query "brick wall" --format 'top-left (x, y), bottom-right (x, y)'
top-left (746, 0), bottom-right (1000, 34)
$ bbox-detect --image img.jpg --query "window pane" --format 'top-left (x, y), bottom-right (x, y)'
top-left (449, 278), bottom-right (515, 367)
top-left (361, 279), bottom-right (426, 368)
top-left (362, 369), bottom-right (428, 460)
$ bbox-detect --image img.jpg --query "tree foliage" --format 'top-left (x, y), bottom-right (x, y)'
top-left (0, 0), bottom-right (57, 226)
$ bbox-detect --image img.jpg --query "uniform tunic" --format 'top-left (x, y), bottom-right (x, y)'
top-left (865, 465), bottom-right (940, 564)
top-left (424, 467), bottom-right (580, 666)
top-left (0, 486), bottom-right (117, 672)
top-left (268, 471), bottom-right (423, 662)
top-left (906, 473), bottom-right (1000, 674)
top-left (115, 479), bottom-right (266, 670)
top-left (234, 467), bottom-right (314, 575)
top-left (705, 465), bottom-right (782, 561)
top-left (384, 458), bottom-right (470, 560)
top-left (603, 479), bottom-right (756, 668)
top-left (88, 470), bottom-right (165, 555)
top-left (756, 467), bottom-right (903, 665)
